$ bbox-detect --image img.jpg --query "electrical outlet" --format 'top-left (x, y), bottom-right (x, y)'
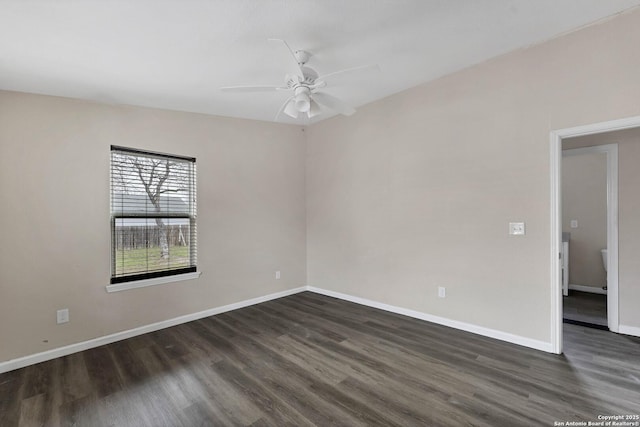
top-left (509, 222), bottom-right (526, 236)
top-left (438, 287), bottom-right (446, 298)
top-left (57, 309), bottom-right (69, 324)
top-left (275, 270), bottom-right (281, 280)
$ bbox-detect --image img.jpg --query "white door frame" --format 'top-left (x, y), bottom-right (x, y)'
top-left (550, 115), bottom-right (640, 354)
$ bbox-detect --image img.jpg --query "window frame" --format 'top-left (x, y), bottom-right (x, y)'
top-left (109, 145), bottom-right (197, 287)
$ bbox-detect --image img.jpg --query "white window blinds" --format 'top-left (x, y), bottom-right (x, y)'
top-left (110, 146), bottom-right (197, 283)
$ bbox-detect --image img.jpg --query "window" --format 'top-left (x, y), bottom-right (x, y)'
top-left (110, 146), bottom-right (197, 284)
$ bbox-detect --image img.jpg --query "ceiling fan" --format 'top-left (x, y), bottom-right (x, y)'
top-left (221, 39), bottom-right (379, 121)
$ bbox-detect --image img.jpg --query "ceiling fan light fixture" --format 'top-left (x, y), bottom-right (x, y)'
top-left (307, 99), bottom-right (321, 118)
top-left (294, 91), bottom-right (310, 113)
top-left (283, 100), bottom-right (299, 118)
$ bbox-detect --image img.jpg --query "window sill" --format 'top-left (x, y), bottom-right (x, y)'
top-left (106, 271), bottom-right (201, 293)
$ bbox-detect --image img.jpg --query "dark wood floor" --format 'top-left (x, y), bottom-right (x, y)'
top-left (2, 292), bottom-right (640, 426)
top-left (563, 290), bottom-right (607, 327)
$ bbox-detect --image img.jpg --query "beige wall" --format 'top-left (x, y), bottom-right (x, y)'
top-left (306, 8), bottom-right (640, 342)
top-left (564, 128), bottom-right (640, 329)
top-left (3, 8), bottom-right (640, 365)
top-left (561, 151), bottom-right (607, 289)
top-left (0, 90), bottom-right (306, 363)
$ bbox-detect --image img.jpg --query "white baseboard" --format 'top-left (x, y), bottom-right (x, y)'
top-left (618, 324), bottom-right (640, 338)
top-left (306, 286), bottom-right (553, 353)
top-left (1, 283), bottom-right (565, 373)
top-left (568, 284), bottom-right (607, 295)
top-left (0, 286), bottom-right (306, 374)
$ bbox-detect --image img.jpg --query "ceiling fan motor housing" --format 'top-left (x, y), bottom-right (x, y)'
top-left (286, 66), bottom-right (318, 88)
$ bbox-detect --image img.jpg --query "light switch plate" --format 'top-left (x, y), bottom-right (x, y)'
top-left (57, 308), bottom-right (69, 324)
top-left (509, 222), bottom-right (526, 236)
top-left (570, 220), bottom-right (578, 228)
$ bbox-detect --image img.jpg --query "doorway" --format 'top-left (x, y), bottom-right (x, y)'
top-left (550, 116), bottom-right (640, 354)
top-left (561, 144), bottom-right (615, 330)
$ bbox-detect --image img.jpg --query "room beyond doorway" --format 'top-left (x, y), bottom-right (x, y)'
top-left (561, 144), bottom-right (611, 330)
top-left (563, 291), bottom-right (607, 329)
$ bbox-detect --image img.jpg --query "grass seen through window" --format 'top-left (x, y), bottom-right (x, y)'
top-left (114, 245), bottom-right (189, 276)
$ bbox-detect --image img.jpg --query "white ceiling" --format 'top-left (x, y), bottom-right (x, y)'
top-left (1, 0), bottom-right (639, 124)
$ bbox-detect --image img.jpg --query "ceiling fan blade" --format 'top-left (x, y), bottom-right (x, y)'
top-left (316, 64), bottom-right (380, 83)
top-left (220, 85), bottom-right (286, 92)
top-left (309, 80), bottom-right (327, 91)
top-left (311, 92), bottom-right (356, 116)
top-left (268, 38), bottom-right (304, 77)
